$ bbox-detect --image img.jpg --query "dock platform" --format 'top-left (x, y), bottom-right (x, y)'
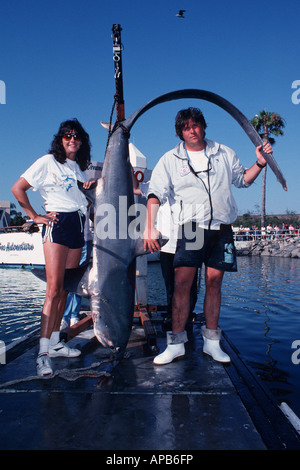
top-left (0, 312), bottom-right (299, 452)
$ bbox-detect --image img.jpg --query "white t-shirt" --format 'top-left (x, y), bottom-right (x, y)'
top-left (187, 149), bottom-right (210, 173)
top-left (21, 154), bottom-right (88, 214)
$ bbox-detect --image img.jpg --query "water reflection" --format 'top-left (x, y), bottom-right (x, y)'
top-left (219, 257), bottom-right (300, 416)
top-left (0, 268), bottom-right (45, 343)
top-left (261, 308), bottom-right (279, 367)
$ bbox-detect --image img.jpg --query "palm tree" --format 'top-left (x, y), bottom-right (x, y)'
top-left (251, 110), bottom-right (285, 227)
top-left (9, 202), bottom-right (27, 226)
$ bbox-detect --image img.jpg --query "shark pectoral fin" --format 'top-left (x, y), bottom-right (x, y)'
top-left (31, 263), bottom-right (92, 296)
top-left (100, 121), bottom-right (115, 130)
top-left (133, 235), bottom-right (169, 257)
top-left (63, 263), bottom-right (92, 297)
top-left (77, 180), bottom-right (99, 205)
top-left (31, 268), bottom-right (46, 282)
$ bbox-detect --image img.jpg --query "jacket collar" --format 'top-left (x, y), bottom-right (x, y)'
top-left (174, 139), bottom-right (220, 160)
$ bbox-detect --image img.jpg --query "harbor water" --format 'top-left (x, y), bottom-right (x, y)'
top-left (0, 256), bottom-right (299, 420)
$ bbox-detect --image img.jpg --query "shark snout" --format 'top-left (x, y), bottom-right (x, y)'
top-left (92, 312), bottom-right (122, 353)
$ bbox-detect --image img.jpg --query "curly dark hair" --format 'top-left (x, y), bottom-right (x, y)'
top-left (49, 119), bottom-right (91, 171)
top-left (175, 107), bottom-right (207, 140)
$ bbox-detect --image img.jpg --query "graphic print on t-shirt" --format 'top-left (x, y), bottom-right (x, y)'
top-left (52, 172), bottom-right (76, 192)
top-left (61, 174), bottom-right (76, 191)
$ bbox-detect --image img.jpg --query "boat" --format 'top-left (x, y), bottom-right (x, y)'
top-left (0, 223), bottom-right (45, 268)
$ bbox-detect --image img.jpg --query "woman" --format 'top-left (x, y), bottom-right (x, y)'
top-left (12, 119), bottom-right (92, 377)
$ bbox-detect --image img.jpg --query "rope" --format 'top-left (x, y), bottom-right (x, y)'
top-left (105, 97), bottom-right (117, 153)
top-left (0, 358), bottom-right (117, 390)
top-left (104, 95), bottom-right (130, 154)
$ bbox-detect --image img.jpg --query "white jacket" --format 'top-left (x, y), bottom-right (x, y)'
top-left (148, 140), bottom-right (250, 230)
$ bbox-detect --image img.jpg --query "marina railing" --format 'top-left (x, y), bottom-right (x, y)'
top-left (233, 228), bottom-right (300, 243)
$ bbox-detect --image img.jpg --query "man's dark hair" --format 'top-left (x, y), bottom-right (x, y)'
top-left (175, 107), bottom-right (207, 140)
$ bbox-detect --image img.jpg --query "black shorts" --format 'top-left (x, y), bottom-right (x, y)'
top-left (42, 210), bottom-right (86, 249)
top-left (173, 221), bottom-right (237, 272)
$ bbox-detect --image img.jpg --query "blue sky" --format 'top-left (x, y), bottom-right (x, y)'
top-left (1, 0), bottom-right (299, 218)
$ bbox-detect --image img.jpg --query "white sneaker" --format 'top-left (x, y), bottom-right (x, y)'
top-left (49, 341), bottom-right (81, 358)
top-left (60, 319), bottom-right (69, 331)
top-left (36, 353), bottom-right (53, 377)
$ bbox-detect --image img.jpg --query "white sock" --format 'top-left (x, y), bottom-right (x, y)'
top-left (49, 331), bottom-right (60, 347)
top-left (39, 337), bottom-right (50, 356)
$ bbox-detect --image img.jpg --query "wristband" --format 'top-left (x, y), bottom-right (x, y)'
top-left (256, 161), bottom-right (266, 169)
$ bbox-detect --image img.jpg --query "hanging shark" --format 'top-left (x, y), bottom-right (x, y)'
top-left (62, 124), bottom-right (155, 357)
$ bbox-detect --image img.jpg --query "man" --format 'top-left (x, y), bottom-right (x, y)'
top-left (143, 107), bottom-right (272, 365)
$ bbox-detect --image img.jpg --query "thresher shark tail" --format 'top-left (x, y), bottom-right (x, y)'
top-left (124, 89), bottom-right (287, 191)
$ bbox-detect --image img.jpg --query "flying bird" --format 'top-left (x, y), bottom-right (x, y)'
top-left (176, 10), bottom-right (186, 18)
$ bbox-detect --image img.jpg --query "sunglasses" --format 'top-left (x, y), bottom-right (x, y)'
top-left (63, 133), bottom-right (81, 141)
